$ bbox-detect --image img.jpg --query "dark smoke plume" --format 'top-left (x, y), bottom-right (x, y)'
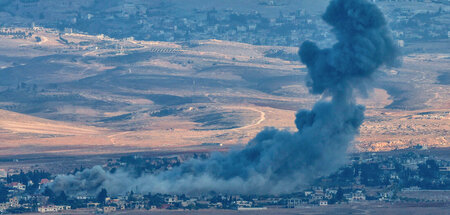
top-left (50, 0), bottom-right (400, 195)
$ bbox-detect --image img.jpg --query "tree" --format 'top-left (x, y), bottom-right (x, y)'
top-left (128, 191), bottom-right (135, 201)
top-left (0, 184), bottom-right (8, 203)
top-left (96, 188), bottom-right (108, 204)
top-left (55, 191), bottom-right (68, 205)
top-left (145, 193), bottom-right (164, 207)
top-left (25, 182), bottom-right (39, 194)
top-left (335, 187), bottom-right (344, 202)
top-left (419, 159), bottom-right (439, 179)
top-left (43, 187), bottom-right (56, 203)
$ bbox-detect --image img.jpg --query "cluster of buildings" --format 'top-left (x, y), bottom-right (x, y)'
top-left (0, 197), bottom-right (71, 214)
top-left (128, 9), bottom-right (329, 47)
top-left (0, 28), bottom-right (33, 39)
top-left (0, 149), bottom-right (448, 213)
top-left (286, 188), bottom-right (365, 208)
top-left (43, 7), bottom-right (330, 47)
top-left (0, 170), bottom-right (54, 213)
top-left (37, 205), bottom-right (71, 213)
top-left (2, 0), bottom-right (447, 48)
top-left (384, 2), bottom-right (449, 43)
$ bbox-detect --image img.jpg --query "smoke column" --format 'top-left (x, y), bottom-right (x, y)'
top-left (51, 0), bottom-right (399, 195)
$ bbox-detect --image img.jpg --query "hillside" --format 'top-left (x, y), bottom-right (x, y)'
top-left (0, 26), bottom-right (448, 155)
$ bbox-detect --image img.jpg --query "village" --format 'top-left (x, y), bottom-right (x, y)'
top-left (0, 0), bottom-right (448, 214)
top-left (0, 0), bottom-right (448, 48)
top-left (0, 148), bottom-right (449, 213)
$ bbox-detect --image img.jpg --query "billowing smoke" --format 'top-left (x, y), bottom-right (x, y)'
top-left (50, 0), bottom-right (399, 195)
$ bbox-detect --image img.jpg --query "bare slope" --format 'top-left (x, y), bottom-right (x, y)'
top-left (0, 27), bottom-right (448, 154)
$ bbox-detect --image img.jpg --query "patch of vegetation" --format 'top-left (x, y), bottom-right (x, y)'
top-left (99, 113), bottom-right (133, 123)
top-left (436, 71), bottom-right (449, 85)
top-left (146, 94), bottom-right (210, 106)
top-left (101, 51), bottom-right (154, 65)
top-left (192, 111), bottom-right (242, 130)
top-left (264, 49), bottom-right (298, 61)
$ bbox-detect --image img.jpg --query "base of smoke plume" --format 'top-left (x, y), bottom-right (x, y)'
top-left (50, 100), bottom-right (364, 195)
top-left (49, 0), bottom-right (399, 196)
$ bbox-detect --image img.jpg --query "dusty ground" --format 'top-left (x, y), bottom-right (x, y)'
top-left (0, 27), bottom-right (448, 155)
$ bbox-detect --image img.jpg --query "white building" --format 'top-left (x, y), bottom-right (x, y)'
top-left (0, 169), bottom-right (6, 178)
top-left (164, 196), bottom-right (178, 203)
top-left (0, 202), bottom-right (9, 212)
top-left (351, 190), bottom-right (366, 201)
top-left (233, 200), bottom-right (252, 208)
top-left (287, 198), bottom-right (302, 208)
top-left (103, 206), bottom-right (116, 213)
top-left (9, 197), bottom-right (19, 207)
top-left (38, 205), bottom-right (71, 213)
top-left (9, 182), bottom-right (26, 191)
top-left (319, 200), bottom-right (328, 206)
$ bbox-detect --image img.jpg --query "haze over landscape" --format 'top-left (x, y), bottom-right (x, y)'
top-left (0, 0), bottom-right (447, 155)
top-left (0, 0), bottom-right (449, 214)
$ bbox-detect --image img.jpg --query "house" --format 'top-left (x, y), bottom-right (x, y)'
top-left (311, 194), bottom-right (324, 201)
top-left (9, 197), bottom-right (20, 207)
top-left (287, 198), bottom-right (302, 208)
top-left (180, 200), bottom-right (189, 207)
top-left (106, 197), bottom-right (120, 205)
top-left (324, 193), bottom-right (334, 200)
top-left (351, 190), bottom-right (366, 201)
top-left (0, 202), bottom-right (9, 212)
top-left (326, 189), bottom-right (338, 195)
top-left (233, 200), bottom-right (252, 208)
top-left (37, 205), bottom-right (71, 213)
top-left (314, 187), bottom-right (324, 194)
top-left (344, 193), bottom-right (352, 201)
top-left (38, 205), bottom-right (57, 213)
top-left (76, 194), bottom-right (95, 201)
top-left (197, 200), bottom-right (210, 206)
top-left (87, 202), bottom-right (100, 208)
top-left (55, 205), bottom-right (71, 211)
top-left (9, 182), bottom-right (26, 191)
top-left (164, 196), bottom-right (178, 203)
top-left (103, 206), bottom-right (116, 213)
top-left (379, 191), bottom-right (393, 201)
top-left (133, 203), bottom-right (145, 210)
top-left (439, 166), bottom-right (450, 172)
top-left (33, 195), bottom-right (49, 205)
top-left (0, 169), bottom-right (6, 178)
top-left (209, 202), bottom-right (223, 208)
top-left (117, 202), bottom-right (126, 210)
top-left (390, 173), bottom-right (399, 180)
top-left (40, 179), bottom-right (50, 185)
